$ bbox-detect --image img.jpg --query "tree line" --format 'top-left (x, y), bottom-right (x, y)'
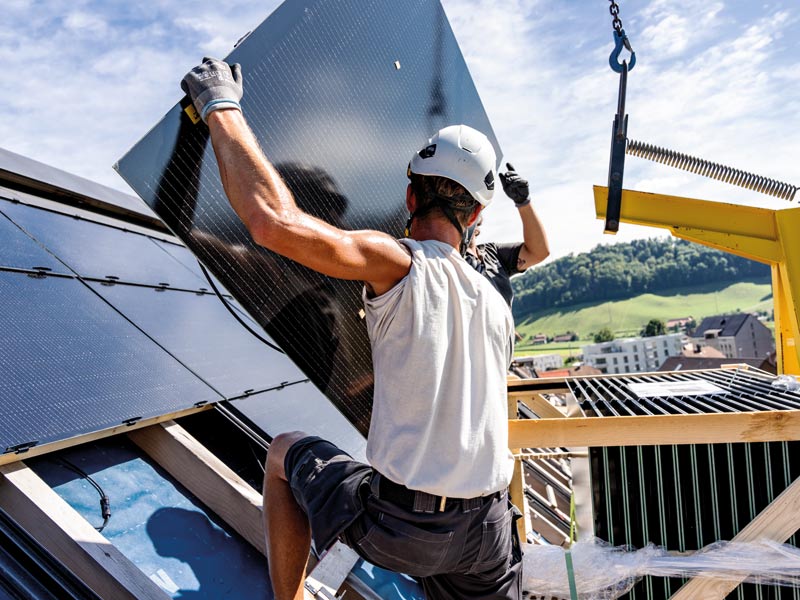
top-left (511, 238), bottom-right (769, 319)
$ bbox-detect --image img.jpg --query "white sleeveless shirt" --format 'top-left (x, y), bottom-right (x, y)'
top-left (363, 239), bottom-right (515, 498)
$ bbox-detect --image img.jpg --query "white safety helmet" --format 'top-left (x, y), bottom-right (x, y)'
top-left (409, 124), bottom-right (497, 207)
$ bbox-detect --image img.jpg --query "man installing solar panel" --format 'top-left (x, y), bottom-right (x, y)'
top-left (182, 56), bottom-right (526, 600)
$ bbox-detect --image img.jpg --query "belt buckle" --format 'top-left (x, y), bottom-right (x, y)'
top-left (438, 496), bottom-right (448, 512)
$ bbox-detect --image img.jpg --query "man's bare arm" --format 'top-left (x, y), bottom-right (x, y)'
top-left (498, 162), bottom-right (549, 270)
top-left (206, 109), bottom-right (411, 296)
top-left (516, 202), bottom-right (549, 270)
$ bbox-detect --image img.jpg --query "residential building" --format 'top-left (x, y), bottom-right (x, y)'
top-left (552, 332), bottom-right (575, 343)
top-left (514, 354), bottom-right (564, 373)
top-left (681, 342), bottom-right (725, 359)
top-left (691, 313), bottom-right (774, 359)
top-left (666, 316), bottom-right (694, 331)
top-left (582, 333), bottom-right (684, 374)
top-left (531, 333), bottom-right (548, 345)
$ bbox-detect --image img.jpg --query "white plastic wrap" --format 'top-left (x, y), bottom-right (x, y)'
top-left (522, 538), bottom-right (800, 599)
top-left (772, 374), bottom-right (800, 392)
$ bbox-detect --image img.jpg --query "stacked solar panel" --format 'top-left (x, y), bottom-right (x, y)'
top-left (570, 370), bottom-right (800, 599)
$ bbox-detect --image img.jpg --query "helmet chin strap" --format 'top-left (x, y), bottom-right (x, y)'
top-left (405, 194), bottom-right (474, 256)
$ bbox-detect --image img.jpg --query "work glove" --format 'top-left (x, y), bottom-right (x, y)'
top-left (499, 163), bottom-right (531, 207)
top-left (181, 57), bottom-right (243, 123)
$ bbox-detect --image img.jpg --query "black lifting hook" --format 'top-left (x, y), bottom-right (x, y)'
top-left (605, 29), bottom-right (635, 234)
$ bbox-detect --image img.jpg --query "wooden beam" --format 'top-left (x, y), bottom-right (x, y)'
top-left (507, 398), bottom-right (529, 542)
top-left (508, 411), bottom-right (800, 449)
top-left (0, 404), bottom-right (213, 467)
top-left (508, 377), bottom-right (569, 395)
top-left (671, 475), bottom-right (800, 599)
top-left (508, 391), bottom-right (567, 419)
top-left (0, 462), bottom-right (169, 600)
top-left (128, 421), bottom-right (265, 556)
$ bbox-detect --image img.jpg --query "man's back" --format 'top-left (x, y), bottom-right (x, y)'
top-left (365, 238), bottom-right (515, 498)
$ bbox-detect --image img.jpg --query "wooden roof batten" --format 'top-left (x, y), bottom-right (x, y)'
top-left (508, 409), bottom-right (800, 448)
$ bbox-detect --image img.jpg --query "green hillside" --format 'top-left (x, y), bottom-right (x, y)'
top-left (511, 238), bottom-right (769, 321)
top-left (515, 278), bottom-right (773, 352)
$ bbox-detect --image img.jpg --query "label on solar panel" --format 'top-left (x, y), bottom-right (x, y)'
top-left (627, 380), bottom-right (726, 398)
top-left (115, 0), bottom-right (501, 434)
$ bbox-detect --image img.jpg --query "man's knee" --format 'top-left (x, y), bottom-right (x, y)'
top-left (266, 431), bottom-right (310, 480)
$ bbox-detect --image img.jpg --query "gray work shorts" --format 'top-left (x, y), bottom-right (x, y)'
top-left (284, 436), bottom-right (523, 600)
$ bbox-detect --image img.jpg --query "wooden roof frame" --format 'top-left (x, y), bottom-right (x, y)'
top-left (506, 370), bottom-right (800, 448)
top-left (0, 416), bottom-right (265, 599)
top-left (508, 410), bottom-right (800, 448)
top-left (0, 417), bottom-right (363, 600)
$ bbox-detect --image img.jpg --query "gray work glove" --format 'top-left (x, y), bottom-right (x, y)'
top-left (499, 163), bottom-right (531, 207)
top-left (181, 57), bottom-right (243, 123)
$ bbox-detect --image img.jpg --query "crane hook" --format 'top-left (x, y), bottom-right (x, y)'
top-left (609, 29), bottom-right (636, 73)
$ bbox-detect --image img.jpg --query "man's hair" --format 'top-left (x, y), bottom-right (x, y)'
top-left (410, 174), bottom-right (478, 227)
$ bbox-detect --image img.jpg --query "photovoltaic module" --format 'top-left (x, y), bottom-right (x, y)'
top-left (115, 0), bottom-right (501, 433)
top-left (570, 369), bottom-right (800, 599)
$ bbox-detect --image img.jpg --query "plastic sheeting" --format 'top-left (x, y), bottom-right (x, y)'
top-left (522, 538), bottom-right (800, 599)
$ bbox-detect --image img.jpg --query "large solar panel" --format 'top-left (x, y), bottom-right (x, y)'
top-left (0, 147), bottom-right (158, 223)
top-left (235, 382), bottom-right (367, 461)
top-left (87, 282), bottom-right (306, 399)
top-left (115, 0), bottom-right (501, 433)
top-left (0, 270), bottom-right (222, 453)
top-left (0, 211), bottom-right (67, 274)
top-left (1, 201), bottom-right (207, 291)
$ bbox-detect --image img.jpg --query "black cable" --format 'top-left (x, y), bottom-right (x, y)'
top-left (55, 458), bottom-right (111, 533)
top-left (197, 260), bottom-right (285, 353)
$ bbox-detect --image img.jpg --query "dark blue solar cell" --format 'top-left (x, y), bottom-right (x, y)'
top-left (87, 282), bottom-right (307, 399)
top-left (0, 205), bottom-right (68, 274)
top-left (0, 271), bottom-right (221, 453)
top-left (116, 0), bottom-right (500, 434)
top-left (234, 381), bottom-right (367, 462)
top-left (149, 237), bottom-right (227, 293)
top-left (0, 201), bottom-right (207, 290)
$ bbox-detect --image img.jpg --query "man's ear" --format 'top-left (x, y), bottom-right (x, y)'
top-left (466, 205), bottom-right (483, 227)
top-left (406, 184), bottom-right (417, 212)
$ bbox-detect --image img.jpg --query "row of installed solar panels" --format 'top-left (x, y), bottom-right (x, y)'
top-left (0, 147), bottom-right (436, 600)
top-left (0, 151), bottom-right (365, 462)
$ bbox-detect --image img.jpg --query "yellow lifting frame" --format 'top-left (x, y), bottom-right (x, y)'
top-left (594, 186), bottom-right (800, 374)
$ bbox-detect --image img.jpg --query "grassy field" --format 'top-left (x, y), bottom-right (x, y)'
top-left (515, 278), bottom-right (772, 356)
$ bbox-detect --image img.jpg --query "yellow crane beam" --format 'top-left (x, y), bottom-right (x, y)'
top-left (594, 186), bottom-right (800, 374)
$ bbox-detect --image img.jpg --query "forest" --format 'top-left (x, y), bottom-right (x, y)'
top-left (511, 238), bottom-right (770, 319)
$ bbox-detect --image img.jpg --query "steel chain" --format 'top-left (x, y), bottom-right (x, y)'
top-left (608, 0), bottom-right (623, 33)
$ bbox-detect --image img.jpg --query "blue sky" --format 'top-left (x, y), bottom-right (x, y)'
top-left (2, 0), bottom-right (798, 260)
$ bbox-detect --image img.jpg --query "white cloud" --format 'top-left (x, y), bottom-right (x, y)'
top-left (63, 11), bottom-right (108, 35)
top-left (639, 0), bottom-right (725, 59)
top-left (0, 0), bottom-right (797, 262)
